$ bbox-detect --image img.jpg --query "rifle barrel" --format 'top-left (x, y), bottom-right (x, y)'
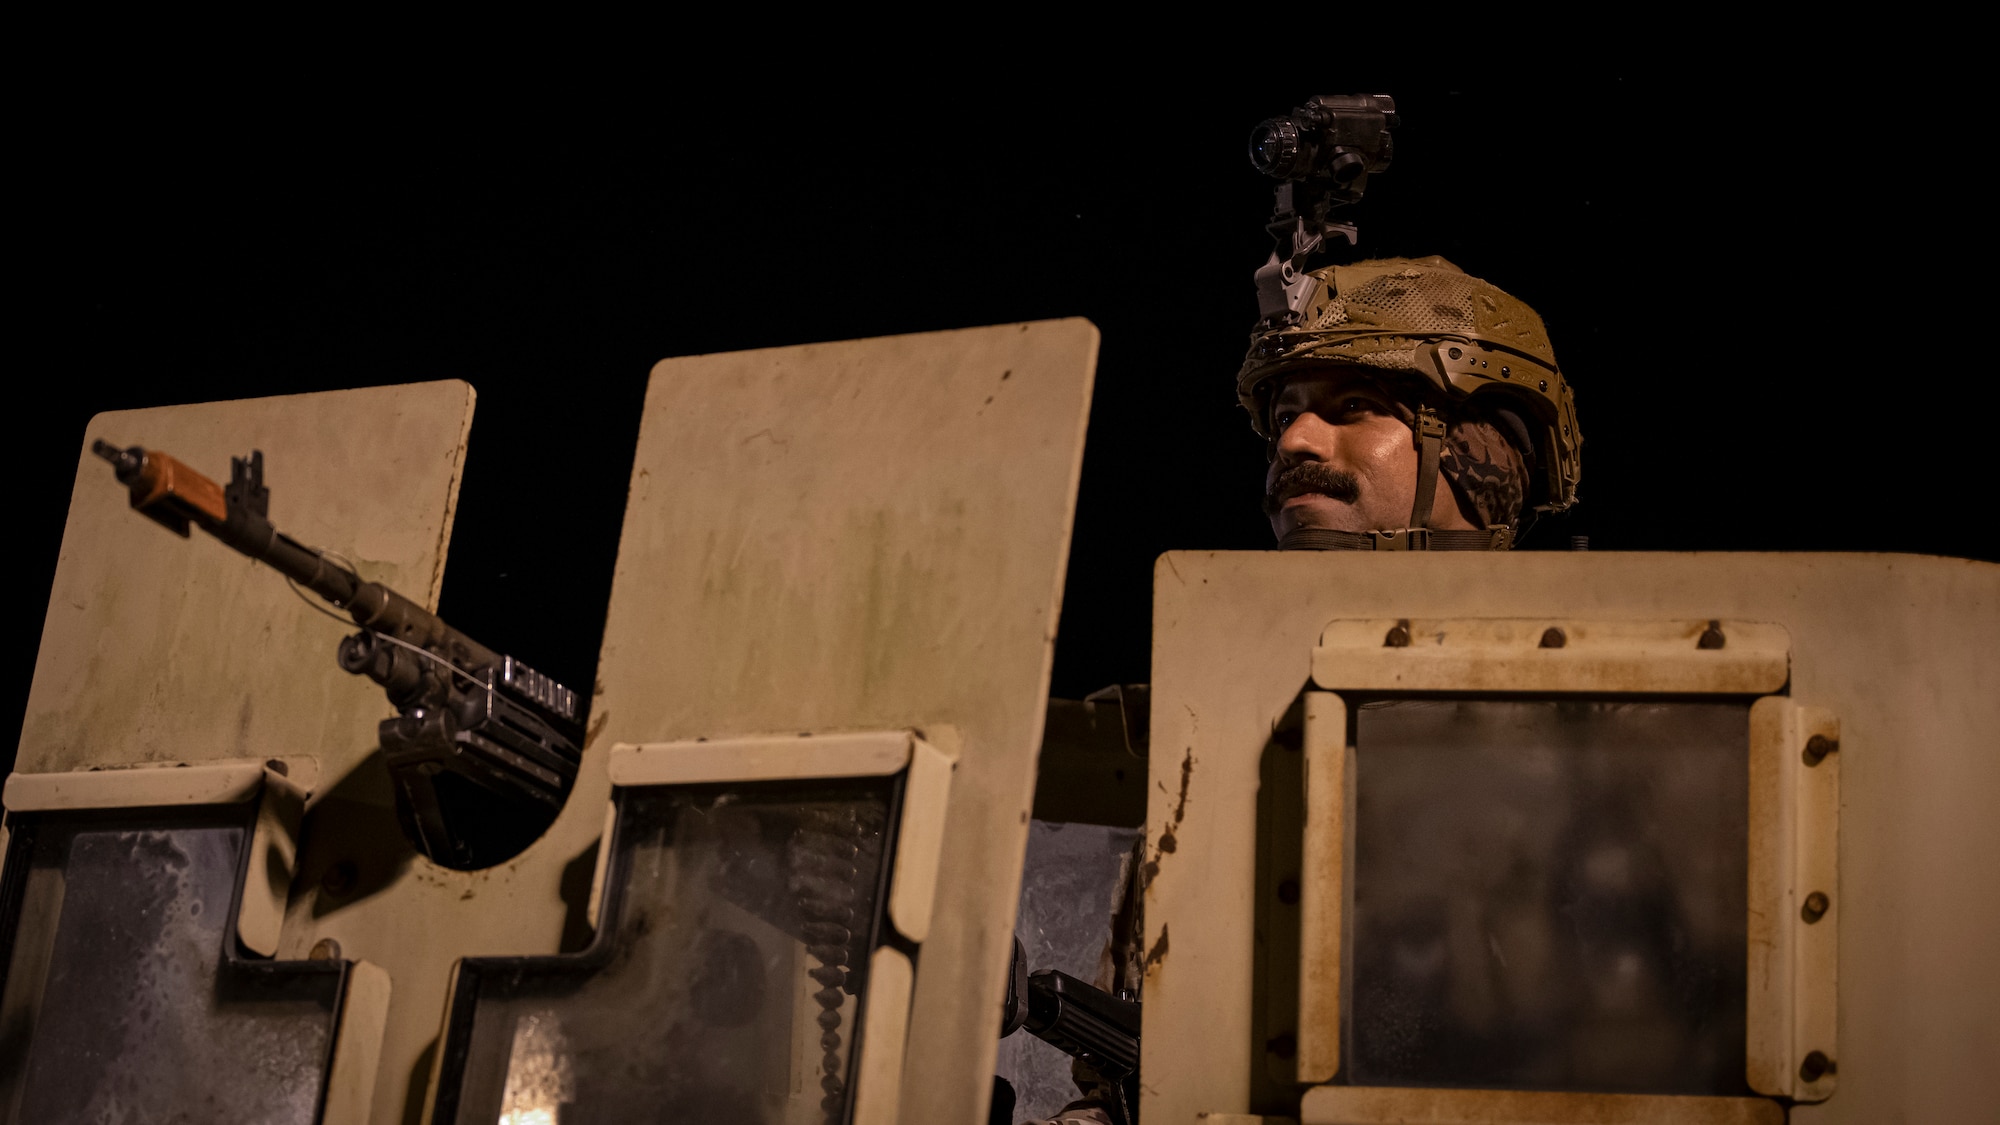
top-left (92, 440), bottom-right (514, 695)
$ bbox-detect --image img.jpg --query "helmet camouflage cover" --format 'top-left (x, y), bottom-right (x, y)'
top-left (1238, 256), bottom-right (1581, 513)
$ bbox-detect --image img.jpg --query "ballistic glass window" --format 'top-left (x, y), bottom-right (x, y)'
top-left (435, 775), bottom-right (900, 1125)
top-left (1344, 698), bottom-right (1752, 1096)
top-left (0, 805), bottom-right (345, 1123)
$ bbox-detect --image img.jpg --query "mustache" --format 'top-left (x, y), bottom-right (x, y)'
top-left (1264, 461), bottom-right (1361, 516)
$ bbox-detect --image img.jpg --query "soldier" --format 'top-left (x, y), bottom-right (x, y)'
top-left (1023, 255), bottom-right (1583, 1125)
top-left (1242, 255), bottom-right (1581, 550)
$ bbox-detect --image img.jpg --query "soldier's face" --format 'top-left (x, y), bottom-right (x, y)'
top-left (1263, 369), bottom-right (1466, 539)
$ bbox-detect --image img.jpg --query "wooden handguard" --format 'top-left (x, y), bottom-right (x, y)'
top-left (128, 450), bottom-right (227, 535)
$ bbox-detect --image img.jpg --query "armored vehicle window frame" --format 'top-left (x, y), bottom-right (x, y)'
top-left (1291, 618), bottom-right (1835, 1123)
top-left (425, 729), bottom-right (955, 1125)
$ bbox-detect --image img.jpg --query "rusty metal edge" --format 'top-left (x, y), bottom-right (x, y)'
top-left (1299, 1084), bottom-right (1785, 1124)
top-left (3, 760), bottom-right (265, 811)
top-left (887, 731), bottom-right (957, 945)
top-left (1745, 697), bottom-right (1796, 1095)
top-left (1311, 649), bottom-right (1788, 695)
top-left (607, 730), bottom-right (914, 786)
top-left (853, 944), bottom-right (914, 1125)
top-left (1792, 707), bottom-right (1840, 1102)
top-left (322, 959), bottom-right (393, 1125)
top-left (1297, 691), bottom-right (1346, 1085)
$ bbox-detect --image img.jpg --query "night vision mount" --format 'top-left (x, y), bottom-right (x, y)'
top-left (1249, 93), bottom-right (1399, 327)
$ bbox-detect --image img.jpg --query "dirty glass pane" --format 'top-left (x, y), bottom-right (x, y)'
top-left (997, 819), bottom-right (1144, 1122)
top-left (1347, 699), bottom-right (1750, 1095)
top-left (445, 777), bottom-right (897, 1125)
top-left (0, 807), bottom-right (341, 1124)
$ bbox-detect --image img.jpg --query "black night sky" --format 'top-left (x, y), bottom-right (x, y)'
top-left (10, 70), bottom-right (1988, 776)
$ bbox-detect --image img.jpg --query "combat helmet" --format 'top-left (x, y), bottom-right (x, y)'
top-left (1239, 256), bottom-right (1582, 525)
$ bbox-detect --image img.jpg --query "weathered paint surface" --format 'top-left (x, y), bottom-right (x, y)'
top-left (1298, 1085), bottom-right (1783, 1124)
top-left (1312, 617), bottom-right (1790, 695)
top-left (276, 741), bottom-right (614, 1124)
top-left (1747, 698), bottom-right (1844, 1103)
top-left (1746, 696), bottom-right (1795, 1095)
top-left (1294, 691), bottom-right (1346, 1084)
top-left (589, 320), bottom-right (1098, 1125)
top-left (21, 326), bottom-right (1094, 1122)
top-left (1791, 707), bottom-right (1840, 1105)
top-left (1146, 551), bottom-right (1999, 1125)
top-left (18, 381), bottom-right (475, 773)
top-left (4, 759), bottom-right (267, 810)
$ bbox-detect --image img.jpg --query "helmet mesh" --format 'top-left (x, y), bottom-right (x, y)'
top-left (1309, 268), bottom-right (1485, 334)
top-left (1237, 255), bottom-right (1581, 513)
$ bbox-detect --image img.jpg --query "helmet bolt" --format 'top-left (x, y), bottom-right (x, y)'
top-left (1447, 347), bottom-right (1462, 360)
top-left (1501, 366), bottom-right (1511, 378)
top-left (1538, 380), bottom-right (1548, 390)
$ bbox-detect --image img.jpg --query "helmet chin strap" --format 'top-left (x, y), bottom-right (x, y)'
top-left (1277, 405), bottom-right (1514, 551)
top-left (1277, 525), bottom-right (1513, 551)
top-left (1408, 405), bottom-right (1446, 533)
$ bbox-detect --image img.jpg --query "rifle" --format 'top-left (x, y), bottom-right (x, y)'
top-left (91, 440), bottom-right (584, 869)
top-left (1002, 936), bottom-right (1142, 1125)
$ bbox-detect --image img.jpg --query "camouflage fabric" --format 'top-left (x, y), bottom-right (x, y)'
top-left (1440, 413), bottom-right (1531, 530)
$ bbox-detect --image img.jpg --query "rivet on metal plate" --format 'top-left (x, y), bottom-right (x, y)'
top-left (1697, 620), bottom-right (1726, 649)
top-left (1538, 626), bottom-right (1566, 648)
top-left (1383, 619), bottom-right (1411, 647)
top-left (1801, 891), bottom-right (1830, 924)
top-left (1799, 1050), bottom-right (1833, 1083)
top-left (1803, 734), bottom-right (1838, 766)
